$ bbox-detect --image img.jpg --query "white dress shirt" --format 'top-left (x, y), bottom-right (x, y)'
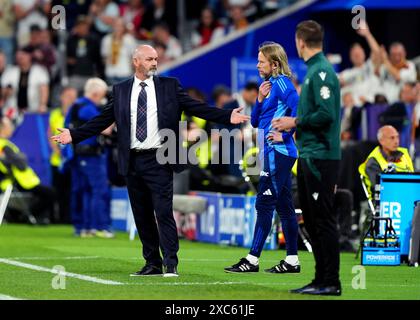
top-left (130, 75), bottom-right (162, 150)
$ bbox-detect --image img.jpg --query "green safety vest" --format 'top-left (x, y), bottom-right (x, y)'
top-left (0, 138), bottom-right (41, 191)
top-left (358, 146), bottom-right (414, 199)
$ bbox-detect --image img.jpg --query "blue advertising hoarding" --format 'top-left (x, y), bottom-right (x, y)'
top-left (195, 192), bottom-right (277, 250)
top-left (218, 195), bottom-right (247, 246)
top-left (109, 189), bottom-right (277, 251)
top-left (195, 192), bottom-right (221, 244)
top-left (380, 173), bottom-right (420, 256)
top-left (110, 187), bottom-right (132, 232)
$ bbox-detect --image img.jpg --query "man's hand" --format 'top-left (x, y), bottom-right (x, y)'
top-left (271, 116), bottom-right (296, 131)
top-left (356, 19), bottom-right (370, 38)
top-left (258, 81), bottom-right (272, 103)
top-left (230, 107), bottom-right (250, 124)
top-left (267, 130), bottom-right (283, 142)
top-left (51, 128), bottom-right (72, 145)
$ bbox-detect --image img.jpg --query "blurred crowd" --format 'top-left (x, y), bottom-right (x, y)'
top-left (337, 20), bottom-right (420, 172)
top-left (0, 0), bottom-right (419, 247)
top-left (0, 0), bottom-right (299, 233)
top-left (0, 0), bottom-right (297, 119)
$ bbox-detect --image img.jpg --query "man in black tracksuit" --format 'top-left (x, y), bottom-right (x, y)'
top-left (272, 20), bottom-right (342, 296)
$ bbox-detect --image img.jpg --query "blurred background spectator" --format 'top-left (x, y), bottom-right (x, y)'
top-left (13, 0), bottom-right (51, 48)
top-left (142, 0), bottom-right (177, 37)
top-left (119, 0), bottom-right (147, 40)
top-left (101, 18), bottom-right (136, 84)
top-left (23, 25), bottom-right (57, 77)
top-left (340, 91), bottom-right (360, 146)
top-left (1, 47), bottom-right (50, 116)
top-left (88, 0), bottom-right (120, 39)
top-left (66, 15), bottom-right (102, 93)
top-left (0, 0), bottom-right (15, 64)
top-left (339, 43), bottom-right (379, 106)
top-left (226, 4), bottom-right (249, 34)
top-left (191, 7), bottom-right (225, 48)
top-left (152, 22), bottom-right (182, 61)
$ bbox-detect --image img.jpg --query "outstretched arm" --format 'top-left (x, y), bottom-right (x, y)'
top-left (51, 95), bottom-right (115, 145)
top-left (357, 20), bottom-right (380, 56)
top-left (176, 79), bottom-right (249, 125)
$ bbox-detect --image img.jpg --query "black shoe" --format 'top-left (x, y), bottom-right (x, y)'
top-left (130, 264), bottom-right (163, 277)
top-left (224, 258), bottom-right (259, 273)
top-left (164, 265), bottom-right (179, 277)
top-left (305, 285), bottom-right (342, 296)
top-left (265, 260), bottom-right (301, 274)
top-left (289, 281), bottom-right (320, 294)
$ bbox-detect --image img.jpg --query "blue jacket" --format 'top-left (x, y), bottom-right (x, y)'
top-left (251, 75), bottom-right (299, 158)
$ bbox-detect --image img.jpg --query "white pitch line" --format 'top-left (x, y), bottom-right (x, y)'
top-left (125, 281), bottom-right (246, 286)
top-left (125, 281), bottom-right (420, 288)
top-left (0, 294), bottom-right (24, 300)
top-left (0, 258), bottom-right (123, 286)
top-left (1, 256), bottom-right (100, 261)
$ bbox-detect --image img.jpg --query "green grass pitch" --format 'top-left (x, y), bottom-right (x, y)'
top-left (0, 224), bottom-right (419, 300)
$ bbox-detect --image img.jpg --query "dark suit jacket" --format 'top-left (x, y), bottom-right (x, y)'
top-left (69, 76), bottom-right (233, 175)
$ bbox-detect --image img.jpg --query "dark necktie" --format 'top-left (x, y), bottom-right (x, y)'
top-left (136, 82), bottom-right (148, 142)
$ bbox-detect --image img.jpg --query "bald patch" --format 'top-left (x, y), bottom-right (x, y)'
top-left (133, 45), bottom-right (157, 59)
top-left (377, 125), bottom-right (398, 141)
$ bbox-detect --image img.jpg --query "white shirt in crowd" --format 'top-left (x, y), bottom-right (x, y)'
top-left (378, 60), bottom-right (417, 104)
top-left (130, 75), bottom-right (161, 150)
top-left (101, 34), bottom-right (137, 79)
top-left (94, 1), bottom-right (119, 34)
top-left (165, 36), bottom-right (183, 60)
top-left (340, 59), bottom-right (380, 106)
top-left (191, 27), bottom-right (225, 48)
top-left (13, 0), bottom-right (50, 47)
top-left (1, 64), bottom-right (49, 113)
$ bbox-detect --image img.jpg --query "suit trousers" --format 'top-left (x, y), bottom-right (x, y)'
top-left (126, 150), bottom-right (178, 267)
top-left (297, 158), bottom-right (341, 287)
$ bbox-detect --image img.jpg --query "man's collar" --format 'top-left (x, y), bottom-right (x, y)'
top-left (305, 51), bottom-right (324, 66)
top-left (379, 147), bottom-right (403, 162)
top-left (134, 75), bottom-right (154, 87)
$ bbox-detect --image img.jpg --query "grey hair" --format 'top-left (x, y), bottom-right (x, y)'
top-left (84, 77), bottom-right (108, 96)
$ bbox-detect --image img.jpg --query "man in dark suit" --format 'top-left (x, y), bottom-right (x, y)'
top-left (52, 45), bottom-right (249, 277)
